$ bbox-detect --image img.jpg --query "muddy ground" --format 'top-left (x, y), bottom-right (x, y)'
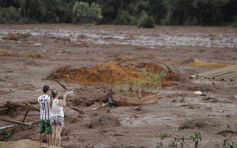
top-left (0, 24), bottom-right (237, 148)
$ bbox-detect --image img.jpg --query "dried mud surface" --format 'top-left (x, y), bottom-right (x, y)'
top-left (0, 24), bottom-right (237, 148)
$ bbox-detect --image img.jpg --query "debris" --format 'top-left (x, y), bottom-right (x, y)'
top-left (0, 49), bottom-right (48, 59)
top-left (191, 64), bottom-right (237, 82)
top-left (0, 118), bottom-right (35, 126)
top-left (22, 109), bottom-right (30, 122)
top-left (233, 95), bottom-right (237, 99)
top-left (6, 101), bottom-right (40, 111)
top-left (55, 80), bottom-right (67, 90)
top-left (135, 106), bottom-right (143, 111)
top-left (91, 103), bottom-right (108, 111)
top-left (0, 124), bottom-right (19, 131)
top-left (193, 91), bottom-right (206, 96)
top-left (112, 86), bottom-right (159, 106)
top-left (68, 105), bottom-right (84, 114)
top-left (107, 90), bottom-right (117, 107)
top-left (0, 90), bottom-right (15, 95)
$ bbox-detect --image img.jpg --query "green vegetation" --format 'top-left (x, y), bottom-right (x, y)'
top-left (137, 11), bottom-right (155, 28)
top-left (156, 132), bottom-right (202, 148)
top-left (0, 0), bottom-right (236, 26)
top-left (72, 2), bottom-right (102, 25)
top-left (157, 128), bottom-right (237, 148)
top-left (133, 68), bottom-right (163, 87)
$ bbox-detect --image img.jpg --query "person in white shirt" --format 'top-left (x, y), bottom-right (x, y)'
top-left (38, 85), bottom-right (52, 148)
top-left (49, 90), bottom-right (66, 148)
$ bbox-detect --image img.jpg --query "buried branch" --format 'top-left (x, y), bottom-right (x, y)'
top-left (0, 118), bottom-right (36, 127)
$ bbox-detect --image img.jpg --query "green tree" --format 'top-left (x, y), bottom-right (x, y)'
top-left (0, 6), bottom-right (22, 24)
top-left (72, 2), bottom-right (102, 25)
top-left (137, 10), bottom-right (155, 28)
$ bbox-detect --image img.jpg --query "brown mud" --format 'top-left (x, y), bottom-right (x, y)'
top-left (0, 25), bottom-right (237, 147)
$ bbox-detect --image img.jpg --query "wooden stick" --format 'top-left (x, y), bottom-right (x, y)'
top-left (22, 109), bottom-right (29, 122)
top-left (0, 90), bottom-right (14, 95)
top-left (0, 118), bottom-right (35, 126)
top-left (68, 105), bottom-right (84, 114)
top-left (5, 101), bottom-right (40, 112)
top-left (0, 99), bottom-right (38, 108)
top-left (24, 103), bottom-right (40, 112)
top-left (55, 80), bottom-right (67, 90)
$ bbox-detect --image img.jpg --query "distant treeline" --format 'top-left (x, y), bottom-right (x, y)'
top-left (0, 0), bottom-right (237, 26)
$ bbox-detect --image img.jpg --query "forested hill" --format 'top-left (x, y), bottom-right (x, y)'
top-left (0, 0), bottom-right (237, 26)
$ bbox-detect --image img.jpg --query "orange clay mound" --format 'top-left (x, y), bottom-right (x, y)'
top-left (163, 71), bottom-right (180, 81)
top-left (4, 33), bottom-right (31, 40)
top-left (144, 63), bottom-right (161, 73)
top-left (51, 61), bottom-right (144, 84)
top-left (0, 49), bottom-right (11, 56)
top-left (48, 61), bottom-right (181, 87)
top-left (0, 49), bottom-right (48, 59)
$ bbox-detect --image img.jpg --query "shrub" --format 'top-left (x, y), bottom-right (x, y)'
top-left (0, 6), bottom-right (22, 24)
top-left (184, 17), bottom-right (199, 26)
top-left (137, 11), bottom-right (155, 28)
top-left (72, 2), bottom-right (103, 25)
top-left (114, 10), bottom-right (136, 25)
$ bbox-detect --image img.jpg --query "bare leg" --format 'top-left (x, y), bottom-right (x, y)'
top-left (56, 126), bottom-right (63, 148)
top-left (46, 134), bottom-right (51, 148)
top-left (52, 125), bottom-right (56, 147)
top-left (38, 133), bottom-right (43, 147)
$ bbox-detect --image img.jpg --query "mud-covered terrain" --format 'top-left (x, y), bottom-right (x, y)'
top-left (0, 25), bottom-right (237, 148)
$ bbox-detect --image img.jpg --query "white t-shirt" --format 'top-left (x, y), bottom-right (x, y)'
top-left (38, 94), bottom-right (51, 120)
top-left (50, 99), bottom-right (64, 117)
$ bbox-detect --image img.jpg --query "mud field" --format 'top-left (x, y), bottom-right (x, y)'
top-left (0, 24), bottom-right (237, 148)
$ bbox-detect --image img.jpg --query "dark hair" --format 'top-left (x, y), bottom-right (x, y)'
top-left (50, 90), bottom-right (58, 107)
top-left (43, 85), bottom-right (50, 93)
top-left (51, 90), bottom-right (58, 98)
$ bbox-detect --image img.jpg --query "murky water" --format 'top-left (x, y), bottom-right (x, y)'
top-left (0, 28), bottom-right (236, 48)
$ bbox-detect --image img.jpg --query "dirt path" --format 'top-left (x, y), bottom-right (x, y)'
top-left (0, 25), bottom-right (236, 148)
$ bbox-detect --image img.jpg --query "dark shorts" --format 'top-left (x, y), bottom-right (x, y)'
top-left (39, 120), bottom-right (52, 135)
top-left (50, 116), bottom-right (64, 127)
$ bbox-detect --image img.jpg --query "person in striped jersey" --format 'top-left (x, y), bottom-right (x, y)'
top-left (38, 85), bottom-right (52, 148)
